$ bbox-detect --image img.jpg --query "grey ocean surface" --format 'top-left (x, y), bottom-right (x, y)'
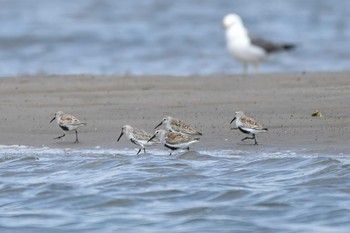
top-left (0, 0), bottom-right (349, 76)
top-left (1, 146), bottom-right (350, 233)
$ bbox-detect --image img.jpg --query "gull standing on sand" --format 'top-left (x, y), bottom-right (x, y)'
top-left (155, 116), bottom-right (202, 136)
top-left (50, 111), bottom-right (87, 143)
top-left (117, 125), bottom-right (160, 155)
top-left (148, 129), bottom-right (199, 155)
top-left (230, 111), bottom-right (268, 145)
top-left (222, 13), bottom-right (295, 75)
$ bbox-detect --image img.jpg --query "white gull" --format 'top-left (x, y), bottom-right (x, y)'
top-left (222, 13), bottom-right (295, 75)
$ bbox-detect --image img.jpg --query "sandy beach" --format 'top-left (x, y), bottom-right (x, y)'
top-left (0, 72), bottom-right (349, 154)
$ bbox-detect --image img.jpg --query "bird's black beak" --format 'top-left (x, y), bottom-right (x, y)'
top-left (230, 117), bottom-right (236, 124)
top-left (147, 134), bottom-right (156, 143)
top-left (50, 117), bottom-right (56, 123)
top-left (154, 120), bottom-right (163, 129)
top-left (117, 131), bottom-right (124, 142)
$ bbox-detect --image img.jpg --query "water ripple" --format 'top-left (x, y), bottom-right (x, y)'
top-left (0, 145), bottom-right (350, 232)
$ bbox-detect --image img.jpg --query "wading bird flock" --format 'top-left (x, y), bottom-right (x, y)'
top-left (50, 111), bottom-right (268, 155)
top-left (49, 13), bottom-right (293, 154)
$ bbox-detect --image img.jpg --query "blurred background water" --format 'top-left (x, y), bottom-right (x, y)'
top-left (1, 146), bottom-right (350, 233)
top-left (0, 0), bottom-right (349, 76)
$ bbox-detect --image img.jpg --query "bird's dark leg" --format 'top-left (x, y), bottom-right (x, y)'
top-left (54, 133), bottom-right (65, 140)
top-left (169, 149), bottom-right (176, 156)
top-left (187, 147), bottom-right (190, 151)
top-left (241, 135), bottom-right (258, 145)
top-left (74, 130), bottom-right (79, 143)
top-left (241, 136), bottom-right (254, 141)
top-left (143, 148), bottom-right (146, 154)
top-left (137, 148), bottom-right (142, 155)
top-left (253, 134), bottom-right (258, 145)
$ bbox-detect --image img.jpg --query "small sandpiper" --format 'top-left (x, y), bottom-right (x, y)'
top-left (230, 111), bottom-right (267, 145)
top-left (117, 125), bottom-right (160, 155)
top-left (148, 129), bottom-right (199, 155)
top-left (50, 111), bottom-right (87, 143)
top-left (155, 116), bottom-right (202, 136)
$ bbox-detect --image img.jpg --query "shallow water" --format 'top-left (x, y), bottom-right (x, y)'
top-left (0, 0), bottom-right (349, 76)
top-left (1, 145), bottom-right (350, 233)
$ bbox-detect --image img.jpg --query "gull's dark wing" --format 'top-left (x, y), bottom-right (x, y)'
top-left (250, 36), bottom-right (295, 53)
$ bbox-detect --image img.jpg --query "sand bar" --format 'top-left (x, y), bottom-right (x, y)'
top-left (0, 72), bottom-right (349, 154)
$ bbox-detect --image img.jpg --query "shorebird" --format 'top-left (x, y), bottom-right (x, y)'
top-left (117, 125), bottom-right (160, 155)
top-left (50, 111), bottom-right (87, 143)
top-left (230, 111), bottom-right (267, 145)
top-left (148, 129), bottom-right (199, 155)
top-left (222, 13), bottom-right (295, 75)
top-left (154, 116), bottom-right (202, 136)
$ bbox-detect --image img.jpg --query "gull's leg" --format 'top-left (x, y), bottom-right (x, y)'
top-left (254, 63), bottom-right (260, 74)
top-left (243, 63), bottom-right (248, 76)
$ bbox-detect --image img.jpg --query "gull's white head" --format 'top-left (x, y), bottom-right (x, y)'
top-left (222, 13), bottom-right (249, 46)
top-left (222, 14), bottom-right (244, 29)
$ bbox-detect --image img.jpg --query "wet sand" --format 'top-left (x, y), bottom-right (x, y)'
top-left (0, 72), bottom-right (349, 154)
